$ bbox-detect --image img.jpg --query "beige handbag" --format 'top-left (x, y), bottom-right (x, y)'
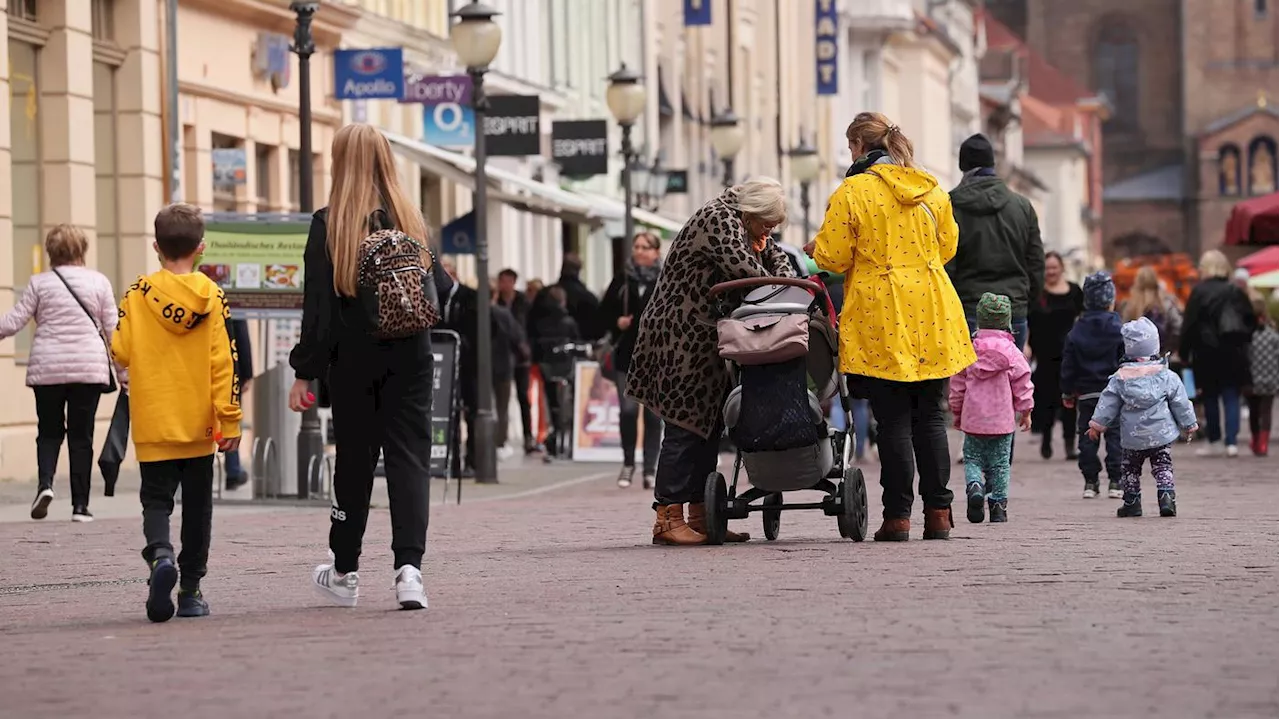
top-left (716, 313), bottom-right (810, 365)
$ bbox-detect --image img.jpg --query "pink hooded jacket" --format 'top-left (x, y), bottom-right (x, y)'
top-left (0, 267), bottom-right (118, 387)
top-left (949, 329), bottom-right (1034, 436)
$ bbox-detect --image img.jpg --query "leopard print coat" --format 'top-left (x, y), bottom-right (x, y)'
top-left (625, 188), bottom-right (796, 439)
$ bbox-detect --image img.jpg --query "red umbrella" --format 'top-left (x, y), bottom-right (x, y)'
top-left (1223, 192), bottom-right (1279, 245)
top-left (1237, 244), bottom-right (1279, 276)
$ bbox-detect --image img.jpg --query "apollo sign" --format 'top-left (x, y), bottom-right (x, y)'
top-left (333, 48), bottom-right (405, 101)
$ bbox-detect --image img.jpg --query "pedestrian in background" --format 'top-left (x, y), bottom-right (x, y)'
top-left (1245, 295), bottom-right (1277, 456)
top-left (113, 203), bottom-right (241, 622)
top-left (496, 268), bottom-right (536, 454)
top-left (1089, 318), bottom-right (1198, 518)
top-left (437, 259), bottom-right (481, 477)
top-left (0, 225), bottom-right (117, 523)
top-left (289, 124), bottom-right (442, 611)
top-left (556, 254), bottom-right (602, 342)
top-left (530, 286), bottom-right (581, 459)
top-left (490, 286), bottom-right (526, 460)
top-left (808, 112), bottom-right (975, 542)
top-left (1061, 271), bottom-right (1125, 500)
top-left (1180, 250), bottom-right (1256, 458)
top-left (949, 293), bottom-right (1034, 524)
top-left (1120, 266), bottom-right (1183, 360)
top-left (1027, 251), bottom-right (1084, 460)
top-left (222, 318), bottom-right (253, 490)
top-left (599, 231), bottom-right (664, 490)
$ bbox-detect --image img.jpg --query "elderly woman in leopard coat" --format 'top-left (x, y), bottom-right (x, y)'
top-left (626, 178), bottom-right (796, 546)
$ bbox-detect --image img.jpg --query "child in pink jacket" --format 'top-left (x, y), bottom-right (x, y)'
top-left (949, 293), bottom-right (1034, 523)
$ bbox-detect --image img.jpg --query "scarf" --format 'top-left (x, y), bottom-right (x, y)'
top-left (626, 259), bottom-right (662, 285)
top-left (845, 148), bottom-right (892, 177)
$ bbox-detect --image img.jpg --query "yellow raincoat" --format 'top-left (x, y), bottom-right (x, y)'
top-left (813, 164), bottom-right (975, 382)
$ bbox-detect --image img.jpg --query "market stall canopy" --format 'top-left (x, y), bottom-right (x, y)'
top-left (1223, 192), bottom-right (1279, 246)
top-left (1237, 243), bottom-right (1279, 276)
top-left (1248, 269), bottom-right (1279, 290)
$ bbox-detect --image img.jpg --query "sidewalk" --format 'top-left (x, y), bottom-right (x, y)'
top-left (0, 453), bottom-right (617, 523)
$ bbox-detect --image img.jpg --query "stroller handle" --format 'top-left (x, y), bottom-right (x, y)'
top-left (709, 276), bottom-right (828, 298)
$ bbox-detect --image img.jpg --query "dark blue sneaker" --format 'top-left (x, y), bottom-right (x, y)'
top-left (176, 589), bottom-right (210, 618)
top-left (1116, 493), bottom-right (1143, 518)
top-left (146, 558), bottom-right (178, 623)
top-left (1158, 490), bottom-right (1177, 517)
top-left (988, 499), bottom-right (1008, 523)
top-left (966, 482), bottom-right (985, 523)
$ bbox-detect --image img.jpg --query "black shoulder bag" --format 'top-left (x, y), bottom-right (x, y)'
top-left (52, 268), bottom-right (118, 394)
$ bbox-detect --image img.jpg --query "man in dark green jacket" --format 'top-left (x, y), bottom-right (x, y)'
top-left (946, 134), bottom-right (1045, 350)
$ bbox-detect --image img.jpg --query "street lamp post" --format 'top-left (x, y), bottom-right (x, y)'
top-left (710, 109), bottom-right (745, 188)
top-left (646, 157), bottom-right (670, 211)
top-left (451, 1), bottom-right (503, 485)
top-left (291, 0), bottom-right (321, 499)
top-left (788, 138), bottom-right (821, 240)
top-left (607, 64), bottom-right (646, 276)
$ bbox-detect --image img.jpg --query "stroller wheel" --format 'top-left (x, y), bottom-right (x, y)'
top-left (762, 493), bottom-right (782, 541)
top-left (702, 472), bottom-right (729, 545)
top-left (837, 467), bottom-right (869, 542)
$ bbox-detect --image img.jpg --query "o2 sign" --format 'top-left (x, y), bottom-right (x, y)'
top-left (422, 102), bottom-right (475, 148)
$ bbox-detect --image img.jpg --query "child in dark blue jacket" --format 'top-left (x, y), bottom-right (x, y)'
top-left (1061, 271), bottom-right (1125, 499)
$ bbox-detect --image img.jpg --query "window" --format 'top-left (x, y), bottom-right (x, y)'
top-left (9, 40), bottom-right (42, 357)
top-left (1219, 144), bottom-right (1243, 195)
top-left (8, 0), bottom-right (38, 21)
top-left (94, 61), bottom-right (121, 287)
top-left (1093, 21), bottom-right (1140, 132)
top-left (91, 0), bottom-right (114, 41)
top-left (1247, 136), bottom-right (1278, 195)
top-left (255, 144), bottom-right (275, 208)
top-left (211, 133), bottom-right (243, 212)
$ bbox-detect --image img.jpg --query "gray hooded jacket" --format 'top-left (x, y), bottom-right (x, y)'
top-left (1090, 360), bottom-right (1197, 450)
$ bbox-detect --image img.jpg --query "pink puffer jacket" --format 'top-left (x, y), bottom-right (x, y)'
top-left (0, 267), bottom-right (118, 387)
top-left (949, 329), bottom-right (1035, 436)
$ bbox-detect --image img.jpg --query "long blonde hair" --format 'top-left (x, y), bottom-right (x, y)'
top-left (327, 123), bottom-right (430, 297)
top-left (1122, 266), bottom-right (1163, 322)
top-left (846, 111), bottom-right (915, 168)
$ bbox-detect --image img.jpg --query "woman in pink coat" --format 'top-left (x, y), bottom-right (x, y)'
top-left (0, 226), bottom-right (117, 522)
top-left (949, 293), bottom-right (1034, 524)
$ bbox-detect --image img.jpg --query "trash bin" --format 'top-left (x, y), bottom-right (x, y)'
top-left (252, 363), bottom-right (301, 498)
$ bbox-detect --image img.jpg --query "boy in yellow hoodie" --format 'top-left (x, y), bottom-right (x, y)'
top-left (112, 203), bottom-right (242, 623)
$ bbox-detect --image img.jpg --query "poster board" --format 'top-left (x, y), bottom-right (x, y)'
top-left (429, 330), bottom-right (461, 480)
top-left (200, 213), bottom-right (311, 318)
top-left (571, 361), bottom-right (644, 462)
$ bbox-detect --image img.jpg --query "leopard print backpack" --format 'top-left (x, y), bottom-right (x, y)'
top-left (356, 222), bottom-right (441, 340)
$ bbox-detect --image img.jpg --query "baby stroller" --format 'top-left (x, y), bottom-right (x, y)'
top-left (703, 276), bottom-right (868, 544)
top-left (538, 341), bottom-right (594, 462)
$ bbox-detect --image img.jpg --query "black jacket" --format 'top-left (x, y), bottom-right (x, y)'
top-left (1181, 277), bottom-right (1256, 391)
top-left (947, 175), bottom-right (1045, 319)
top-left (529, 290), bottom-right (581, 364)
top-left (557, 274), bottom-right (602, 342)
top-left (1061, 310), bottom-right (1124, 397)
top-left (598, 268), bottom-right (660, 373)
top-left (496, 290), bottom-right (532, 368)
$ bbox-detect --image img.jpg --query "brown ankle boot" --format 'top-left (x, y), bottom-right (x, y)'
top-left (873, 518), bottom-right (910, 541)
top-left (686, 503), bottom-right (750, 543)
top-left (923, 507), bottom-right (954, 540)
top-left (653, 504), bottom-right (707, 546)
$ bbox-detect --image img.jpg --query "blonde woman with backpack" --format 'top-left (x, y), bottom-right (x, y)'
top-left (288, 124), bottom-right (450, 611)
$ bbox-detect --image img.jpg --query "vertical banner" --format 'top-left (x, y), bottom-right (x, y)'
top-left (571, 361), bottom-right (645, 462)
top-left (815, 0), bottom-right (839, 96)
top-left (684, 0), bottom-right (711, 26)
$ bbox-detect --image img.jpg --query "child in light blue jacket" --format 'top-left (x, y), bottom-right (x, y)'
top-left (1088, 317), bottom-right (1199, 518)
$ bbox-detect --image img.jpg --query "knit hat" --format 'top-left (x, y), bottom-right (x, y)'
top-left (1082, 271), bottom-right (1116, 311)
top-left (958, 133), bottom-right (996, 171)
top-left (977, 292), bottom-right (1012, 332)
top-left (1122, 317), bottom-right (1161, 359)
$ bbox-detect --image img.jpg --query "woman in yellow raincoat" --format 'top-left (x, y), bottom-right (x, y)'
top-left (805, 112), bottom-right (975, 543)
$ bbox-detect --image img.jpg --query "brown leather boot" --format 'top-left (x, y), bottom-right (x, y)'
top-left (653, 504), bottom-right (707, 546)
top-left (873, 518), bottom-right (910, 542)
top-left (923, 507), bottom-right (954, 540)
top-left (686, 503), bottom-right (750, 543)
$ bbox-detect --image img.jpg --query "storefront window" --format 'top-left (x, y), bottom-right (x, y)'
top-left (212, 133), bottom-right (242, 212)
top-left (91, 0), bottom-right (114, 41)
top-left (10, 0), bottom-right (38, 21)
top-left (255, 144), bottom-right (275, 209)
top-left (94, 61), bottom-right (121, 288)
top-left (9, 40), bottom-right (42, 357)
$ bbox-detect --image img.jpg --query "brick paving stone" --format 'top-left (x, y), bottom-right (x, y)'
top-left (0, 440), bottom-right (1275, 719)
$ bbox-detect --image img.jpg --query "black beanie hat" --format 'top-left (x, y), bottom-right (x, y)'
top-left (958, 133), bottom-right (996, 171)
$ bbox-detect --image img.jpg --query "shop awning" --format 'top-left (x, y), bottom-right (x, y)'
top-left (570, 189), bottom-right (685, 235)
top-left (1238, 244), bottom-right (1279, 276)
top-left (1223, 192), bottom-right (1279, 246)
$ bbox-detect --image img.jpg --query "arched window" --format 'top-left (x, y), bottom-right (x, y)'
top-left (1093, 20), bottom-right (1140, 132)
top-left (1247, 136), bottom-right (1278, 195)
top-left (1219, 144), bottom-right (1243, 196)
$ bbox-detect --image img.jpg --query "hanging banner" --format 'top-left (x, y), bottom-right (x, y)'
top-left (423, 102), bottom-right (476, 148)
top-left (684, 0), bottom-right (711, 26)
top-left (551, 120), bottom-right (609, 177)
top-left (333, 48), bottom-right (405, 100)
top-left (815, 0), bottom-right (839, 96)
top-left (402, 74), bottom-right (472, 106)
top-left (485, 95), bottom-right (542, 157)
top-left (571, 361), bottom-right (647, 462)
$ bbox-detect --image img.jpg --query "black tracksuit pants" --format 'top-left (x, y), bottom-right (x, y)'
top-left (328, 334), bottom-right (433, 574)
top-left (139, 454), bottom-right (214, 591)
top-left (857, 376), bottom-right (953, 520)
top-left (34, 383), bottom-right (102, 508)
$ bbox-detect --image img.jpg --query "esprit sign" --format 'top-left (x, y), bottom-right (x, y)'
top-left (551, 120), bottom-right (609, 177)
top-left (484, 95), bottom-right (541, 157)
top-left (815, 0), bottom-right (838, 96)
top-left (333, 48), bottom-right (405, 100)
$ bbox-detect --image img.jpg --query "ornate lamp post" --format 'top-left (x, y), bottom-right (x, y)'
top-left (789, 138), bottom-right (821, 240)
top-left (607, 64), bottom-right (647, 272)
top-left (450, 1), bottom-right (503, 484)
top-left (709, 109), bottom-right (745, 188)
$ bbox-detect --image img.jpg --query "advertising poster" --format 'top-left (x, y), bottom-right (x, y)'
top-left (571, 361), bottom-right (645, 462)
top-left (199, 219), bottom-right (309, 315)
top-left (429, 330), bottom-right (461, 478)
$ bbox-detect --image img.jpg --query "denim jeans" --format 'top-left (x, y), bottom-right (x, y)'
top-left (1202, 385), bottom-right (1242, 446)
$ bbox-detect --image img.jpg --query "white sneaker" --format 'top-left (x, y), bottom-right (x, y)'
top-left (1082, 487), bottom-right (1097, 499)
top-left (496, 445), bottom-right (516, 460)
top-left (394, 565), bottom-right (427, 610)
top-left (30, 488), bottom-right (53, 520)
top-left (1195, 443), bottom-right (1224, 458)
top-left (1226, 444), bottom-right (1239, 458)
top-left (313, 563), bottom-right (359, 607)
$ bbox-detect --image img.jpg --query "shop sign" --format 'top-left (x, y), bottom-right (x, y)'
top-left (199, 219), bottom-right (310, 316)
top-left (815, 0), bottom-right (839, 96)
top-left (571, 361), bottom-right (647, 462)
top-left (440, 211), bottom-right (476, 255)
top-left (402, 74), bottom-right (472, 106)
top-left (429, 330), bottom-right (462, 479)
top-left (484, 95), bottom-right (541, 157)
top-left (666, 169), bottom-right (689, 194)
top-left (333, 48), bottom-right (405, 100)
top-left (212, 148), bottom-right (247, 187)
top-left (684, 0), bottom-right (711, 26)
top-left (422, 102), bottom-right (476, 148)
top-left (551, 120), bottom-right (609, 177)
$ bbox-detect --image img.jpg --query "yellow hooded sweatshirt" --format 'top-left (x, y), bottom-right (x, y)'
top-left (111, 270), bottom-right (242, 462)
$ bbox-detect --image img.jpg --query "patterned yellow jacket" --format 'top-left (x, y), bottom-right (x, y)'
top-left (813, 163), bottom-right (975, 382)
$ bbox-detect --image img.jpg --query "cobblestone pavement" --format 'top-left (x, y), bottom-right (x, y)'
top-left (0, 439), bottom-right (1275, 719)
